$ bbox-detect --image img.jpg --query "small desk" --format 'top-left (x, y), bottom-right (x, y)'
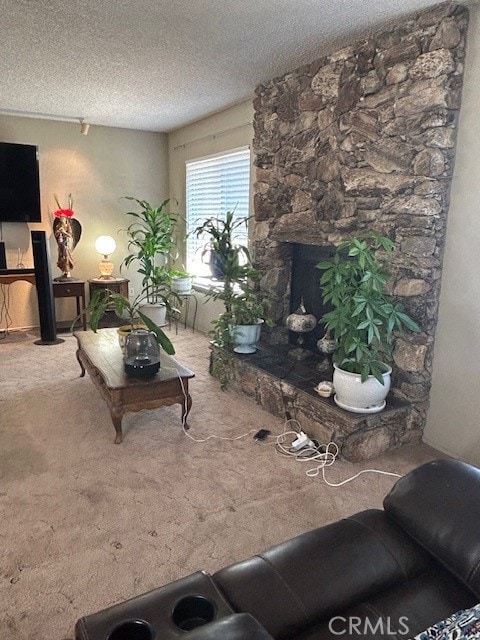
top-left (0, 269), bottom-right (36, 333)
top-left (0, 268), bottom-right (36, 286)
top-left (74, 328), bottom-right (195, 443)
top-left (53, 280), bottom-right (87, 331)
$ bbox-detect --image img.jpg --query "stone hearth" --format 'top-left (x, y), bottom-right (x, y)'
top-left (247, 3), bottom-right (468, 458)
top-left (210, 342), bottom-right (411, 461)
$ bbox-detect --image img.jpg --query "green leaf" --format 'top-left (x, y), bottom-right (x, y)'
top-left (395, 312), bottom-right (420, 332)
top-left (137, 311), bottom-right (175, 355)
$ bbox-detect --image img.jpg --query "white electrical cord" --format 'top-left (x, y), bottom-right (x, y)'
top-left (274, 431), bottom-right (402, 485)
top-left (168, 365), bottom-right (258, 443)
top-left (171, 366), bottom-right (402, 486)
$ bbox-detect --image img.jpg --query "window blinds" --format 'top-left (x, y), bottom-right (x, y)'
top-left (186, 148), bottom-right (250, 276)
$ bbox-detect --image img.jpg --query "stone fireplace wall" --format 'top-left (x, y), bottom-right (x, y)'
top-left (252, 3), bottom-right (468, 442)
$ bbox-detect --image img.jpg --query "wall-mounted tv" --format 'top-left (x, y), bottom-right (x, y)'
top-left (0, 142), bottom-right (41, 222)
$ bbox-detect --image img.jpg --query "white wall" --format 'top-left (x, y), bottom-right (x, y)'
top-left (424, 4), bottom-right (480, 465)
top-left (0, 115), bottom-right (168, 329)
top-left (167, 101), bottom-right (254, 333)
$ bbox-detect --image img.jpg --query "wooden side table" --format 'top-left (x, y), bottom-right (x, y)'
top-left (88, 278), bottom-right (130, 328)
top-left (88, 277), bottom-right (129, 298)
top-left (53, 280), bottom-right (87, 331)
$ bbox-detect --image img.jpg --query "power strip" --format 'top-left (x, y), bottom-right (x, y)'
top-left (291, 431), bottom-right (315, 451)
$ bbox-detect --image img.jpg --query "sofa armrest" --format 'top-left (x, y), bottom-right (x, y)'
top-left (184, 614), bottom-right (274, 639)
top-left (384, 459), bottom-right (480, 598)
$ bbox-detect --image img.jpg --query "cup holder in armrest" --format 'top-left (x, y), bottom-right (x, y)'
top-left (107, 619), bottom-right (154, 640)
top-left (172, 595), bottom-right (216, 631)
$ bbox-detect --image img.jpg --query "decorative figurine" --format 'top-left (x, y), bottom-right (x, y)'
top-left (52, 194), bottom-right (82, 281)
top-left (285, 297), bottom-right (317, 360)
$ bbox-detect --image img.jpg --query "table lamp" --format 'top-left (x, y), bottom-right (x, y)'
top-left (95, 235), bottom-right (116, 279)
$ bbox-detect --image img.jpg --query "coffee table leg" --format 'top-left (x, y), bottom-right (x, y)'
top-left (110, 409), bottom-right (123, 444)
top-left (181, 393), bottom-right (192, 430)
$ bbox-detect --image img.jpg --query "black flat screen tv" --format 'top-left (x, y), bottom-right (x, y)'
top-left (0, 142), bottom-right (41, 222)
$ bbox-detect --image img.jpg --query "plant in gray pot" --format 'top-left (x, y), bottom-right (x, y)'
top-left (317, 231), bottom-right (420, 413)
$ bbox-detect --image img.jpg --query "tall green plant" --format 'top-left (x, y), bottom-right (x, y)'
top-left (317, 231), bottom-right (420, 384)
top-left (193, 212), bottom-right (271, 348)
top-left (121, 197), bottom-right (178, 304)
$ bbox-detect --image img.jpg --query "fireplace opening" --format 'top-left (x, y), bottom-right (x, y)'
top-left (289, 243), bottom-right (335, 353)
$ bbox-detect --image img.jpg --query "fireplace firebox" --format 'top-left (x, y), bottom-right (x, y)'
top-left (289, 243), bottom-right (335, 353)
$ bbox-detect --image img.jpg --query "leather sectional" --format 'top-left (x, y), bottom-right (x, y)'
top-left (75, 459), bottom-right (480, 639)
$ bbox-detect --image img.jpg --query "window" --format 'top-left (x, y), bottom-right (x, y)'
top-left (186, 148), bottom-right (250, 277)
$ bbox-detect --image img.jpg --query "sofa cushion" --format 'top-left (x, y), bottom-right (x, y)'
top-left (292, 566), bottom-right (477, 640)
top-left (384, 459), bottom-right (480, 599)
top-left (184, 613), bottom-right (274, 639)
top-left (213, 510), bottom-right (432, 639)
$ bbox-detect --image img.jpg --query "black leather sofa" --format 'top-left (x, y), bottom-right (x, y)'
top-left (75, 459), bottom-right (480, 640)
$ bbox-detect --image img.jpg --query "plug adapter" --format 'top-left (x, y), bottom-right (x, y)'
top-left (291, 432), bottom-right (314, 451)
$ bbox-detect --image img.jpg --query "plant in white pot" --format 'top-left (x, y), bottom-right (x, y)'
top-left (121, 197), bottom-right (178, 326)
top-left (170, 267), bottom-right (193, 295)
top-left (194, 212), bottom-right (271, 355)
top-left (317, 231), bottom-right (420, 413)
top-left (225, 281), bottom-right (270, 354)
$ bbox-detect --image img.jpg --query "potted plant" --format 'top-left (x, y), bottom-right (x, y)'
top-left (194, 212), bottom-right (271, 354)
top-left (121, 197), bottom-right (178, 326)
top-left (317, 231), bottom-right (420, 413)
top-left (194, 210), bottom-right (248, 279)
top-left (170, 267), bottom-right (193, 295)
top-left (79, 288), bottom-right (176, 356)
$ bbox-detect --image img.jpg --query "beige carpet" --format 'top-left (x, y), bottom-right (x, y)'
top-left (0, 327), bottom-right (444, 640)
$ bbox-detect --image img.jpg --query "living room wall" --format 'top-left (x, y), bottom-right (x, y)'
top-left (168, 101), bottom-right (254, 333)
top-left (424, 3), bottom-right (480, 465)
top-left (0, 114), bottom-right (168, 329)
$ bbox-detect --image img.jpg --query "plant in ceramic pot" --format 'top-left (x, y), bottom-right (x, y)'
top-left (226, 284), bottom-right (271, 354)
top-left (170, 267), bottom-right (194, 294)
top-left (121, 197), bottom-right (179, 326)
top-left (194, 212), bottom-right (271, 354)
top-left (193, 210), bottom-right (248, 279)
top-left (317, 231), bottom-right (420, 413)
top-left (79, 288), bottom-right (176, 356)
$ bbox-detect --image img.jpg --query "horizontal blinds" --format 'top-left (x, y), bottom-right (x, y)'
top-left (186, 149), bottom-right (250, 276)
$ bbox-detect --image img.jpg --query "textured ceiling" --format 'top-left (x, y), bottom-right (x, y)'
top-left (0, 0), bottom-right (464, 132)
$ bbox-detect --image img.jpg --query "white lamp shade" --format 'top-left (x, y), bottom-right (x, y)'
top-left (95, 235), bottom-right (116, 256)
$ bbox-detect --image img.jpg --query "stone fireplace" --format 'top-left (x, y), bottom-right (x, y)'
top-left (212, 3), bottom-right (469, 460)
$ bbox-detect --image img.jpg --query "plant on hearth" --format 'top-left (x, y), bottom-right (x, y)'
top-left (193, 212), bottom-right (271, 351)
top-left (317, 231), bottom-right (420, 385)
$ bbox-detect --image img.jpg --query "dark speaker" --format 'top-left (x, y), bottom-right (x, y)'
top-left (31, 231), bottom-right (63, 345)
top-left (0, 242), bottom-right (6, 269)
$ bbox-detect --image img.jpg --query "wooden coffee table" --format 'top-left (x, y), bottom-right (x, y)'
top-left (74, 328), bottom-right (194, 443)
